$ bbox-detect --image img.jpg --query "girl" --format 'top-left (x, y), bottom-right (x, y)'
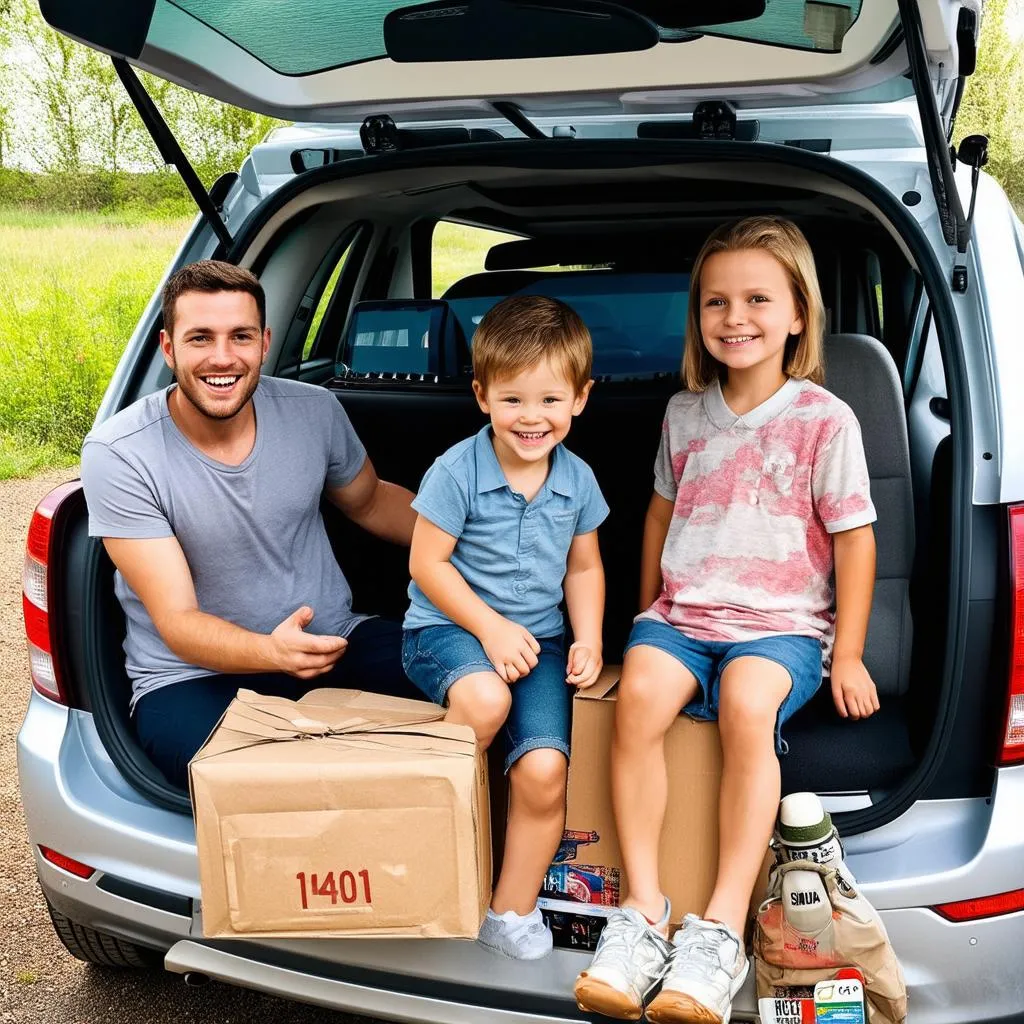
top-left (574, 217), bottom-right (879, 1023)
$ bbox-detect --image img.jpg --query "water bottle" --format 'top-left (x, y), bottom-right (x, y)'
top-left (776, 792), bottom-right (849, 867)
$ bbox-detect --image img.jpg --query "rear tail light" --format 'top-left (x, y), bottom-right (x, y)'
top-left (1001, 505), bottom-right (1024, 765)
top-left (22, 481), bottom-right (81, 704)
top-left (933, 888), bottom-right (1024, 922)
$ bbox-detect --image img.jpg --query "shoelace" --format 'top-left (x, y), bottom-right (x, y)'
top-left (593, 914), bottom-right (664, 978)
top-left (667, 923), bottom-right (731, 980)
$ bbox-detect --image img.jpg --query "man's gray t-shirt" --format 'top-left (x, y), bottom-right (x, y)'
top-left (80, 377), bottom-right (368, 710)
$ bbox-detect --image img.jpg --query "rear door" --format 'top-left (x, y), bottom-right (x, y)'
top-left (38, 0), bottom-right (973, 126)
top-left (39, 0), bottom-right (982, 252)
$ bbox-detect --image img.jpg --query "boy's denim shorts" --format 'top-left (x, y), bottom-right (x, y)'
top-left (401, 624), bottom-right (571, 773)
top-left (624, 618), bottom-right (823, 755)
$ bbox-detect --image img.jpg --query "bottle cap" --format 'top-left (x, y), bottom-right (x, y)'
top-left (778, 792), bottom-right (832, 844)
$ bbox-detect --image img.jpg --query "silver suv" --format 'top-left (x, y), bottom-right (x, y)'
top-left (18, 1), bottom-right (1024, 1020)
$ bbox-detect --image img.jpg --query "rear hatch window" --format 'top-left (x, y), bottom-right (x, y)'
top-left (168, 0), bottom-right (864, 76)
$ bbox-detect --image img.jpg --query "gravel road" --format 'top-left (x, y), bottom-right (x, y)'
top-left (0, 471), bottom-right (384, 1023)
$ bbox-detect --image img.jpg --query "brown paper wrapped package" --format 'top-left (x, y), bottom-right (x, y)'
top-left (189, 688), bottom-right (491, 940)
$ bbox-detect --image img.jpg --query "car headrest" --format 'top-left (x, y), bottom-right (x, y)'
top-left (341, 300), bottom-right (467, 378)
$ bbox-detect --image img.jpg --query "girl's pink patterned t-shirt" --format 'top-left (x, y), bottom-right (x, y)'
top-left (638, 377), bottom-right (876, 663)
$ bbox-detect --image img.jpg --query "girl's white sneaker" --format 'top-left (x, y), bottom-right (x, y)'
top-left (574, 906), bottom-right (673, 1020)
top-left (477, 905), bottom-right (553, 960)
top-left (645, 914), bottom-right (749, 1024)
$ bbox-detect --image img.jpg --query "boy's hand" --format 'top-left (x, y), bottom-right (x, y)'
top-left (566, 642), bottom-right (603, 688)
top-left (830, 655), bottom-right (880, 720)
top-left (481, 618), bottom-right (540, 683)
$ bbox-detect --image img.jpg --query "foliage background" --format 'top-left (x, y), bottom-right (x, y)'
top-left (0, 0), bottom-right (1022, 477)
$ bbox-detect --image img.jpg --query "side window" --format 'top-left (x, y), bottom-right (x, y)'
top-left (865, 249), bottom-right (883, 339)
top-left (303, 250), bottom-right (351, 360)
top-left (432, 221), bottom-right (519, 298)
top-left (299, 227), bottom-right (366, 366)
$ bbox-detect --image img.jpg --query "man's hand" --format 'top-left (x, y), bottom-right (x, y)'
top-left (566, 642), bottom-right (603, 689)
top-left (266, 606), bottom-right (348, 679)
top-left (480, 618), bottom-right (540, 683)
top-left (830, 654), bottom-right (880, 720)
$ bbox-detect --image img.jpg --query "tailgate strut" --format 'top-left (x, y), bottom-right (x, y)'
top-left (897, 0), bottom-right (968, 258)
top-left (112, 57), bottom-right (233, 250)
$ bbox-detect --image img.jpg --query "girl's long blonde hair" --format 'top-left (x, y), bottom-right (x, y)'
top-left (683, 216), bottom-right (825, 391)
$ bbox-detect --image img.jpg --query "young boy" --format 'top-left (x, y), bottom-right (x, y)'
top-left (402, 294), bottom-right (608, 959)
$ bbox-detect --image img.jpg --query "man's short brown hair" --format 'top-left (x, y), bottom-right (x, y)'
top-left (472, 295), bottom-right (592, 392)
top-left (161, 260), bottom-right (266, 338)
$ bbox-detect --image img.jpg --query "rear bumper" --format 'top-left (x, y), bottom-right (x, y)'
top-left (163, 940), bottom-right (584, 1024)
top-left (161, 910), bottom-right (1024, 1024)
top-left (19, 695), bottom-right (1024, 1024)
top-left (33, 842), bottom-right (1024, 1024)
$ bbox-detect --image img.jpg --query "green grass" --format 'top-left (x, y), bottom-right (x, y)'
top-left (0, 434), bottom-right (77, 481)
top-left (0, 211), bottom-right (189, 476)
top-left (432, 221), bottom-right (519, 297)
top-left (0, 213), bottom-right (514, 479)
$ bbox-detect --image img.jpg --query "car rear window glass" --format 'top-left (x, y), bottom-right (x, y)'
top-left (432, 222), bottom-right (520, 299)
top-left (170, 0), bottom-right (863, 76)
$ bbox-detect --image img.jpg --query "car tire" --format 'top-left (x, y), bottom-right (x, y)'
top-left (47, 902), bottom-right (161, 968)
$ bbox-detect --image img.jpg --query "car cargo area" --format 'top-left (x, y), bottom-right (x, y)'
top-left (59, 145), bottom-right (985, 830)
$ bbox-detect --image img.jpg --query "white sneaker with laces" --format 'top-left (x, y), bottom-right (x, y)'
top-left (645, 914), bottom-right (749, 1024)
top-left (477, 905), bottom-right (553, 960)
top-left (574, 906), bottom-right (673, 1020)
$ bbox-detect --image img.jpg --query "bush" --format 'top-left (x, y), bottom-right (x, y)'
top-left (0, 168), bottom-right (194, 218)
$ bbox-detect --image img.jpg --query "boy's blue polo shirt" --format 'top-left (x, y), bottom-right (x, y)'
top-left (404, 425), bottom-right (609, 638)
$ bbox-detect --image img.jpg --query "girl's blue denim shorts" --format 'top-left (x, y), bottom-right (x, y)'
top-left (624, 618), bottom-right (823, 755)
top-left (401, 624), bottom-right (571, 773)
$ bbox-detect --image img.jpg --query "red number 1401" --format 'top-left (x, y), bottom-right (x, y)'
top-left (296, 869), bottom-right (372, 909)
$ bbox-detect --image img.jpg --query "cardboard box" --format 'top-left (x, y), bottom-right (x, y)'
top-left (190, 688), bottom-right (490, 939)
top-left (560, 667), bottom-right (766, 929)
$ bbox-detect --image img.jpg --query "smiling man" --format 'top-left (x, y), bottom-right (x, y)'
top-left (80, 261), bottom-right (420, 789)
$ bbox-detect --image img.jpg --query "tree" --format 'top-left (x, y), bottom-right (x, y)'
top-left (0, 0), bottom-right (284, 181)
top-left (149, 80), bottom-right (279, 184)
top-left (0, 0), bottom-right (19, 166)
top-left (13, 0), bottom-right (91, 171)
top-left (0, 97), bottom-right (11, 167)
top-left (954, 0), bottom-right (1024, 210)
top-left (81, 50), bottom-right (151, 173)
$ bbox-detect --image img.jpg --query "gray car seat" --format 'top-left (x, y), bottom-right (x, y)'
top-left (823, 333), bottom-right (915, 698)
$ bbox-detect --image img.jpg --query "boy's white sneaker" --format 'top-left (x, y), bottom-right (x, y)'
top-left (574, 906), bottom-right (673, 1020)
top-left (477, 905), bottom-right (553, 960)
top-left (645, 914), bottom-right (749, 1024)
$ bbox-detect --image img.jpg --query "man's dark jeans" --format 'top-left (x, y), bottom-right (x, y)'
top-left (134, 618), bottom-right (422, 789)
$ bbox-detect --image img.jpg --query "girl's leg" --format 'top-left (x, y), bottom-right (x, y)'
top-left (445, 670), bottom-right (512, 749)
top-left (703, 655), bottom-right (792, 937)
top-left (492, 748), bottom-right (568, 915)
top-left (613, 645), bottom-right (700, 928)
